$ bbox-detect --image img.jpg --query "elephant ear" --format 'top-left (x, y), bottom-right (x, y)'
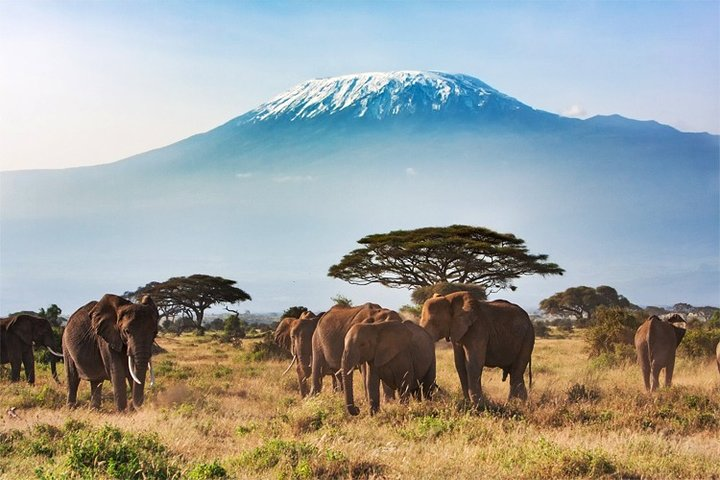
top-left (667, 314), bottom-right (687, 347)
top-left (449, 292), bottom-right (475, 343)
top-left (374, 328), bottom-right (402, 367)
top-left (6, 315), bottom-right (34, 346)
top-left (90, 294), bottom-right (130, 352)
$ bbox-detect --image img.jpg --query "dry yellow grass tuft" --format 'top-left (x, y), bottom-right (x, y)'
top-left (1, 330), bottom-right (718, 479)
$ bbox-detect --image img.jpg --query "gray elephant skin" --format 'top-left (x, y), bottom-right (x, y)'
top-left (342, 320), bottom-right (436, 416)
top-left (420, 292), bottom-right (534, 406)
top-left (0, 314), bottom-right (61, 384)
top-left (634, 314), bottom-right (686, 391)
top-left (62, 294), bottom-right (159, 411)
top-left (274, 311), bottom-right (322, 397)
top-left (311, 303), bottom-right (401, 395)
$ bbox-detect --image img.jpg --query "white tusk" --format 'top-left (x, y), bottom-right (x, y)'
top-left (282, 355), bottom-right (297, 376)
top-left (47, 347), bottom-right (64, 358)
top-left (149, 358), bottom-right (155, 387)
top-left (128, 356), bottom-right (142, 385)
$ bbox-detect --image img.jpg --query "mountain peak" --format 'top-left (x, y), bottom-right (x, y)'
top-left (241, 71), bottom-right (533, 124)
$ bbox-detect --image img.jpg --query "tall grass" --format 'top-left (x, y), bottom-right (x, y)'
top-left (1, 331), bottom-right (718, 479)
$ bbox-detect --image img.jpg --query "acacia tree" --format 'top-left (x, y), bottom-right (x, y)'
top-left (127, 274), bottom-right (251, 332)
top-left (539, 285), bottom-right (635, 324)
top-left (328, 225), bottom-right (564, 297)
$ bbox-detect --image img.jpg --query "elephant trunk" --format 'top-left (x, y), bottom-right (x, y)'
top-left (50, 356), bottom-right (59, 383)
top-left (129, 350), bottom-right (151, 408)
top-left (342, 350), bottom-right (360, 416)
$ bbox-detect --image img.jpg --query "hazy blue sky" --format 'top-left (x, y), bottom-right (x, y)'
top-left (1, 1), bottom-right (718, 171)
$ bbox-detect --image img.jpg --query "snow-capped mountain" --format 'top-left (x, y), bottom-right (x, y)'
top-left (240, 71), bottom-right (534, 123)
top-left (1, 71), bottom-right (718, 314)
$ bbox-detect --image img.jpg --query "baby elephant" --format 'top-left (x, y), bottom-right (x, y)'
top-left (634, 314), bottom-right (686, 391)
top-left (341, 320), bottom-right (436, 416)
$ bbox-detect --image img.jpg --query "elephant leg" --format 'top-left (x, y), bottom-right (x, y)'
top-left (382, 381), bottom-right (395, 402)
top-left (638, 353), bottom-right (651, 392)
top-left (66, 359), bottom-right (81, 408)
top-left (421, 362), bottom-right (436, 401)
top-left (464, 343), bottom-right (486, 408)
top-left (452, 343), bottom-right (470, 401)
top-left (22, 348), bottom-right (35, 385)
top-left (296, 365), bottom-right (309, 398)
top-left (110, 370), bottom-right (128, 412)
top-left (90, 380), bottom-right (103, 409)
top-left (367, 366), bottom-right (381, 415)
top-left (665, 357), bottom-right (676, 388)
top-left (361, 364), bottom-right (370, 403)
top-left (310, 349), bottom-right (325, 396)
top-left (508, 367), bottom-right (528, 401)
top-left (8, 348), bottom-right (22, 382)
top-left (650, 362), bottom-right (661, 392)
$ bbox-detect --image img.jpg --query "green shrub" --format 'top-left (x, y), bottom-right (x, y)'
top-left (504, 437), bottom-right (618, 478)
top-left (64, 424), bottom-right (180, 480)
top-left (399, 415), bottom-right (457, 440)
top-left (679, 327), bottom-right (720, 358)
top-left (585, 306), bottom-right (642, 357)
top-left (533, 320), bottom-right (550, 338)
top-left (186, 461), bottom-right (227, 480)
top-left (244, 333), bottom-right (291, 362)
top-left (237, 439), bottom-right (366, 479)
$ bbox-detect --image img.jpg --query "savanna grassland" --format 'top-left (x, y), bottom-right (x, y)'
top-left (1, 330), bottom-right (718, 480)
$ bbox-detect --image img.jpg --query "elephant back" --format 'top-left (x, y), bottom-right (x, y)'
top-left (314, 303), bottom-right (401, 370)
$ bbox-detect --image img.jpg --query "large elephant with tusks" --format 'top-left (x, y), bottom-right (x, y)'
top-left (62, 294), bottom-right (159, 411)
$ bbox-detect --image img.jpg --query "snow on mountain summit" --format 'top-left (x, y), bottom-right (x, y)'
top-left (242, 71), bottom-right (532, 123)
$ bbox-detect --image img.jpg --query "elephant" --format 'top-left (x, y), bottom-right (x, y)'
top-left (342, 320), bottom-right (436, 416)
top-left (634, 314), bottom-right (686, 391)
top-left (285, 314), bottom-right (322, 397)
top-left (62, 294), bottom-right (159, 411)
top-left (273, 311), bottom-right (324, 397)
top-left (310, 303), bottom-right (401, 395)
top-left (0, 314), bottom-right (63, 384)
top-left (420, 292), bottom-right (534, 406)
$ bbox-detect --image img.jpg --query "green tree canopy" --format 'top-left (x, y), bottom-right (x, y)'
top-left (539, 285), bottom-right (635, 323)
top-left (328, 225), bottom-right (564, 296)
top-left (127, 274), bottom-right (251, 332)
top-left (38, 304), bottom-right (63, 327)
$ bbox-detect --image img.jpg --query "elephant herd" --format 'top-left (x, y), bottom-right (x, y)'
top-left (1, 291), bottom-right (719, 415)
top-left (1, 294), bottom-right (159, 411)
top-left (274, 292), bottom-right (535, 415)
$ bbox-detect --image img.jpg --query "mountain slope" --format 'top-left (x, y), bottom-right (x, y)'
top-left (1, 71), bottom-right (718, 314)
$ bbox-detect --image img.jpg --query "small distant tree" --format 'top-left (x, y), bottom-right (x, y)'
top-left (533, 319), bottom-right (550, 338)
top-left (128, 274), bottom-right (251, 333)
top-left (539, 285), bottom-right (635, 325)
top-left (223, 314), bottom-right (246, 340)
top-left (38, 304), bottom-right (63, 327)
top-left (331, 294), bottom-right (353, 308)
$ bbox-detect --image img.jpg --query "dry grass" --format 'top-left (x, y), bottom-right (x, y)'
top-left (1, 331), bottom-right (719, 479)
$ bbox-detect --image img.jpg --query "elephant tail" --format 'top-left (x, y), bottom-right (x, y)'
top-left (528, 356), bottom-right (533, 390)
